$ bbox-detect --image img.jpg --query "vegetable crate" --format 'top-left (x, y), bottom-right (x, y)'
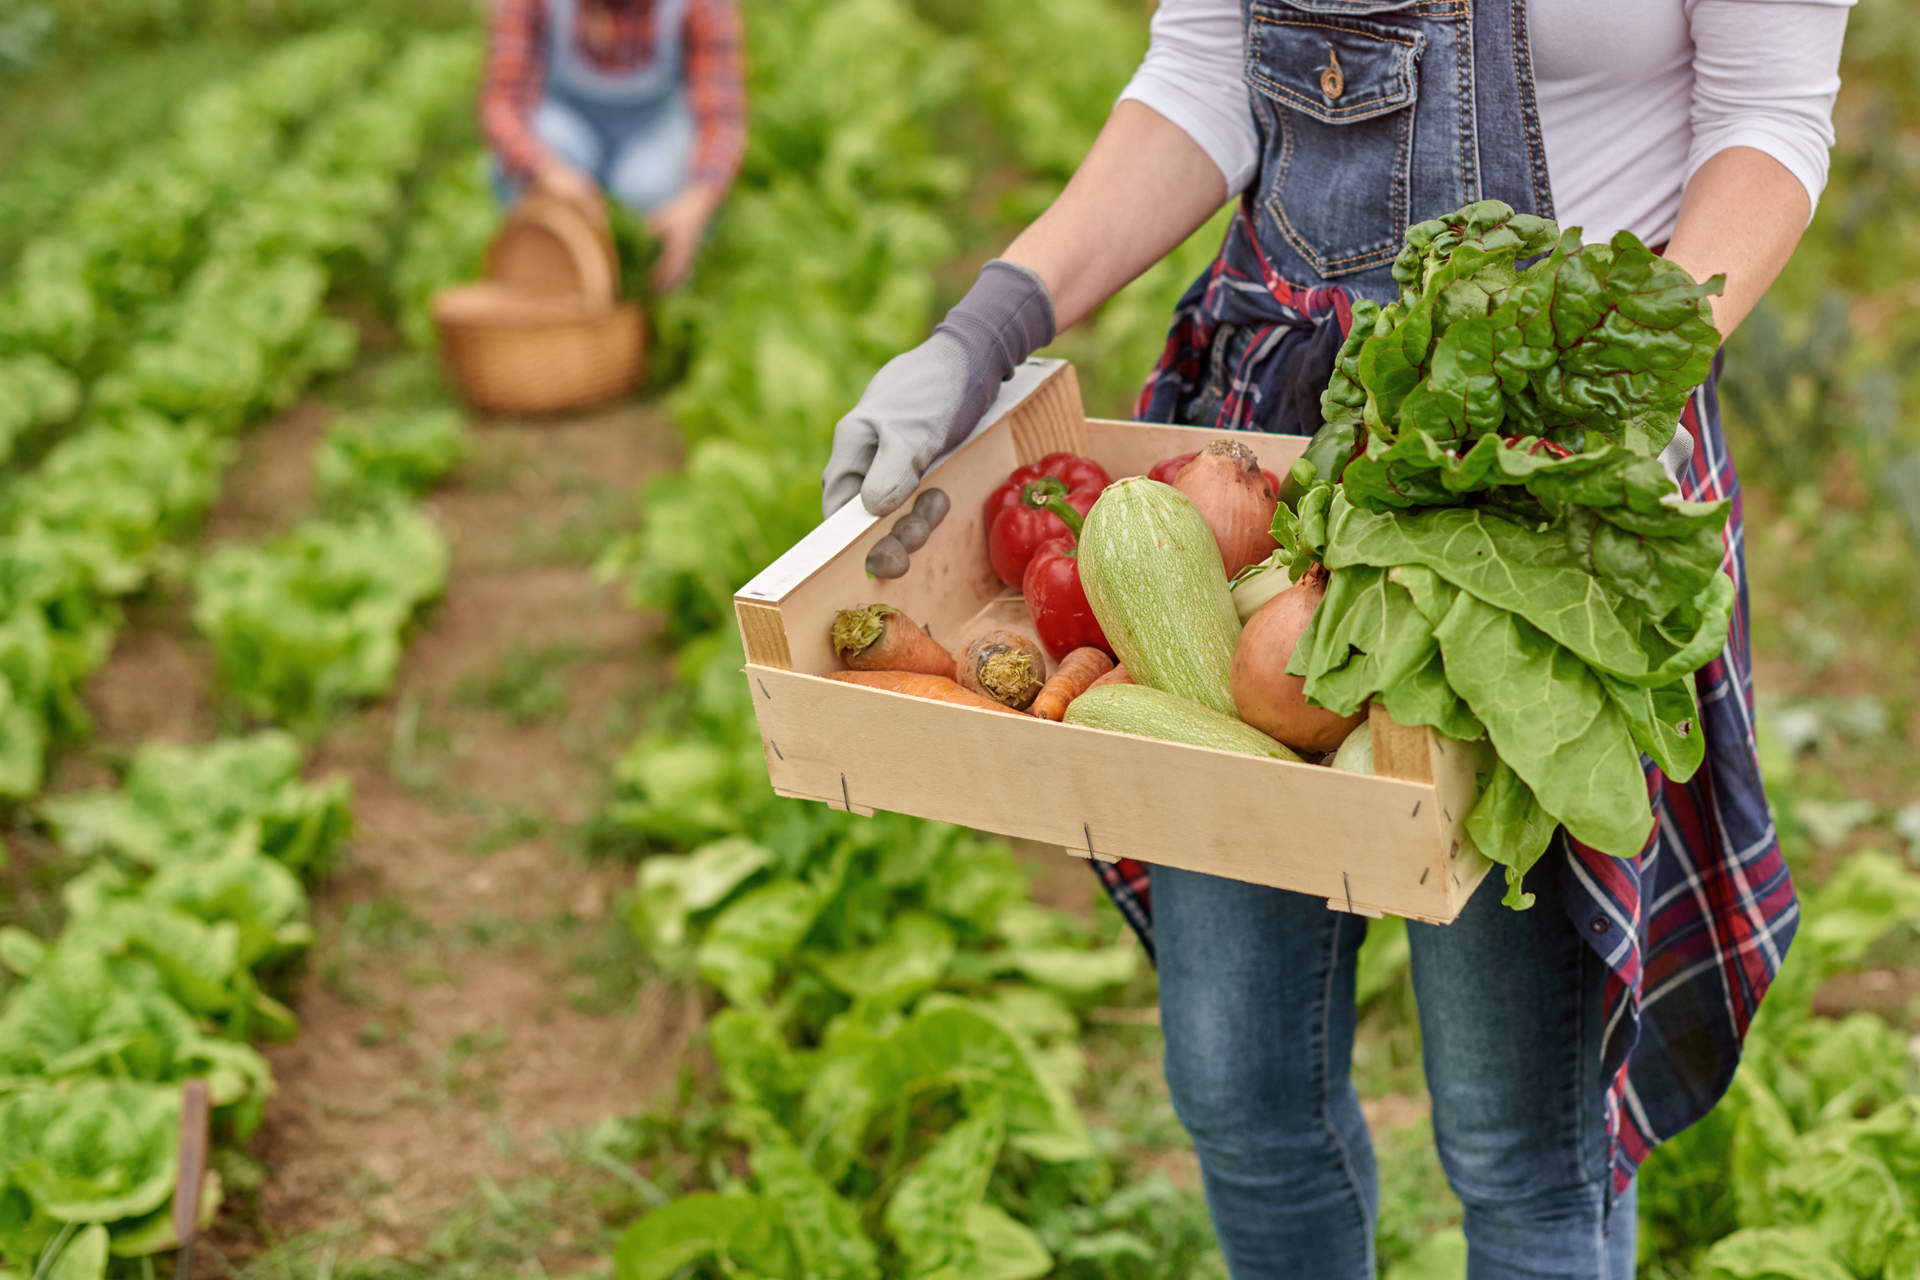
top-left (735, 360), bottom-right (1493, 924)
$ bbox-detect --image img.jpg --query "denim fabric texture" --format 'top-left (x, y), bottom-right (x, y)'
top-left (1240, 0), bottom-right (1554, 300)
top-left (1156, 857), bottom-right (1639, 1279)
top-left (491, 0), bottom-right (696, 212)
top-left (528, 92), bottom-right (695, 212)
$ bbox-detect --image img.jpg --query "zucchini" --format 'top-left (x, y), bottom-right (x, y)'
top-left (1064, 685), bottom-right (1301, 761)
top-left (1078, 478), bottom-right (1242, 716)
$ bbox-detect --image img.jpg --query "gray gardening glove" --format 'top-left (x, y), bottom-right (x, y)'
top-left (822, 259), bottom-right (1056, 517)
top-left (1658, 424), bottom-right (1695, 484)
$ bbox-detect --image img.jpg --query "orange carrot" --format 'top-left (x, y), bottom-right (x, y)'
top-left (827, 670), bottom-right (1027, 714)
top-left (1030, 648), bottom-right (1115, 721)
top-left (1085, 663), bottom-right (1133, 692)
top-left (830, 604), bottom-right (955, 678)
top-left (958, 629), bottom-right (1048, 710)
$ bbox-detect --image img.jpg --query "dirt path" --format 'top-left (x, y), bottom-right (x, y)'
top-left (74, 396), bottom-right (700, 1266)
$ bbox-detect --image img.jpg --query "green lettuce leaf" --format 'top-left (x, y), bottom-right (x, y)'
top-left (613, 1193), bottom-right (781, 1280)
top-left (750, 1141), bottom-right (879, 1280)
top-left (0, 1081), bottom-right (179, 1223)
top-left (886, 1113), bottom-right (1006, 1275)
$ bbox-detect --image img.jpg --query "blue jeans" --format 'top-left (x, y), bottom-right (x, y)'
top-left (492, 90), bottom-right (695, 213)
top-left (1155, 861), bottom-right (1636, 1279)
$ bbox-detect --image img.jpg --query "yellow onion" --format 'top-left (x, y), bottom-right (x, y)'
top-left (1173, 440), bottom-right (1280, 580)
top-left (1230, 565), bottom-right (1368, 753)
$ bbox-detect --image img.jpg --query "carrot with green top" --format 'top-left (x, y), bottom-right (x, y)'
top-left (830, 604), bottom-right (955, 678)
top-left (1030, 647), bottom-right (1115, 721)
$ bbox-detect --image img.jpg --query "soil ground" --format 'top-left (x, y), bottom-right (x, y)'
top-left (66, 394), bottom-right (701, 1272)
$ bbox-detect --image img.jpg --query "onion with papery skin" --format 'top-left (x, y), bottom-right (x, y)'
top-left (1230, 565), bottom-right (1367, 753)
top-left (1173, 440), bottom-right (1280, 580)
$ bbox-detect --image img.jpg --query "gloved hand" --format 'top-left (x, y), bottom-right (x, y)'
top-left (822, 259), bottom-right (1056, 517)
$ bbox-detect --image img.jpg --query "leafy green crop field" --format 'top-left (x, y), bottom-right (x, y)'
top-left (0, 0), bottom-right (1915, 1277)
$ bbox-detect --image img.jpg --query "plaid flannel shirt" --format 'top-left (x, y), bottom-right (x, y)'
top-left (1103, 202), bottom-right (1798, 1191)
top-left (481, 0), bottom-right (747, 190)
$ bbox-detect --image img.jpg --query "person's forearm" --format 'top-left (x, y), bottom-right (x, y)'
top-left (481, 0), bottom-right (554, 181)
top-left (1002, 100), bottom-right (1229, 331)
top-left (481, 92), bottom-right (555, 181)
top-left (1662, 146), bottom-right (1812, 342)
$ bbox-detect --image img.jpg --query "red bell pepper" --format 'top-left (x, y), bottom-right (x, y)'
top-left (984, 452), bottom-right (1111, 587)
top-left (1148, 450), bottom-right (1284, 495)
top-left (1019, 488), bottom-right (1110, 662)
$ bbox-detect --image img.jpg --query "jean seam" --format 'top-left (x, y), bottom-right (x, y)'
top-left (1508, 0), bottom-right (1556, 219)
top-left (1317, 912), bottom-right (1374, 1277)
top-left (1569, 899), bottom-right (1620, 1274)
top-left (1455, 4), bottom-right (1478, 202)
top-left (1579, 928), bottom-right (1623, 1275)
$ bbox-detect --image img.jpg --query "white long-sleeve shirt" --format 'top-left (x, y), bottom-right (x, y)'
top-left (1118, 0), bottom-right (1852, 247)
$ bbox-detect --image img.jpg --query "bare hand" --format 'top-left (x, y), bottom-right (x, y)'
top-left (646, 186), bottom-right (723, 292)
top-left (531, 160), bottom-right (608, 230)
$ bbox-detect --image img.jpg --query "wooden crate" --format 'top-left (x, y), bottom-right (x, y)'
top-left (735, 359), bottom-right (1493, 924)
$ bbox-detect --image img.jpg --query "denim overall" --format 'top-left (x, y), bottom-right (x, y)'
top-left (521, 0), bottom-right (696, 212)
top-left (1107, 3), bottom-right (1792, 1277)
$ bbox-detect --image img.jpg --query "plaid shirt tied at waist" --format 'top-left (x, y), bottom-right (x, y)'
top-left (1102, 202), bottom-right (1799, 1192)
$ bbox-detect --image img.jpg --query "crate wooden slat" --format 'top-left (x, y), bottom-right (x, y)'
top-left (736, 359), bottom-right (1494, 923)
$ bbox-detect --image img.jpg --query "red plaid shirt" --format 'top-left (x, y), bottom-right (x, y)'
top-left (481, 0), bottom-right (747, 191)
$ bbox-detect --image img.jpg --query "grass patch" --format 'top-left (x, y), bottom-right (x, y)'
top-left (456, 641), bottom-right (584, 725)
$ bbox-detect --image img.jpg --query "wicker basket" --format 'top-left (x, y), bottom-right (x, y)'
top-left (434, 282), bottom-right (645, 415)
top-left (483, 194), bottom-right (619, 304)
top-left (434, 196), bottom-right (643, 414)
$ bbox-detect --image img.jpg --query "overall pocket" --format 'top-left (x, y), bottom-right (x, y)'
top-left (1246, 4), bottom-right (1425, 278)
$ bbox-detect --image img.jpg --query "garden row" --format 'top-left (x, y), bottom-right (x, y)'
top-left (590, 3), bottom-right (1238, 1277)
top-left (0, 26), bottom-right (487, 1276)
top-left (0, 27), bottom-right (477, 797)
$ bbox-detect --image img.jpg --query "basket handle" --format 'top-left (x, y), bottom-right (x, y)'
top-left (486, 194), bottom-right (620, 307)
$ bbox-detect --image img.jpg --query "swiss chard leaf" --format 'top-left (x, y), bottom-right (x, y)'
top-left (1427, 591), bottom-right (1653, 858)
top-left (1462, 759), bottom-right (1557, 908)
top-left (1323, 492), bottom-right (1732, 688)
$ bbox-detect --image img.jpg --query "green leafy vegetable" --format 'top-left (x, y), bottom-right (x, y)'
top-left (192, 506), bottom-right (449, 730)
top-left (1283, 202), bottom-right (1732, 899)
top-left (1639, 850), bottom-right (1920, 1279)
top-left (45, 730), bottom-right (351, 873)
top-left (0, 354), bottom-right (79, 463)
top-left (314, 406), bottom-right (468, 510)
